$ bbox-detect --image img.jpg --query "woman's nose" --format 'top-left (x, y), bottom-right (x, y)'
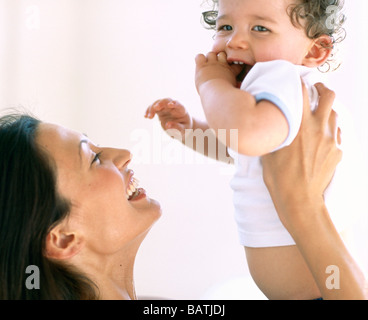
top-left (226, 31), bottom-right (249, 50)
top-left (107, 148), bottom-right (132, 169)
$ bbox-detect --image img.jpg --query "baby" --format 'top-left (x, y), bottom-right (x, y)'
top-left (146, 0), bottom-right (362, 299)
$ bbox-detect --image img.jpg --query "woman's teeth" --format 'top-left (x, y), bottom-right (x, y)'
top-left (127, 177), bottom-right (139, 200)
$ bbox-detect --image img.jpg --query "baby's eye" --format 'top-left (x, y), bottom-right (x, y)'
top-left (252, 25), bottom-right (270, 32)
top-left (217, 25), bottom-right (233, 32)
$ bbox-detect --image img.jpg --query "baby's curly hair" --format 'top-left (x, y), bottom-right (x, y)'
top-left (202, 0), bottom-right (346, 71)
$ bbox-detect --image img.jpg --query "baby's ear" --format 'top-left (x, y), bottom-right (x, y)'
top-left (302, 35), bottom-right (333, 68)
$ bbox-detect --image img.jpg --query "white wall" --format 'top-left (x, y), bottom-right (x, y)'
top-left (0, 0), bottom-right (367, 299)
top-left (336, 0), bottom-right (368, 278)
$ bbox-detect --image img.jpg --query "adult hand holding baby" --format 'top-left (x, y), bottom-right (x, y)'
top-left (262, 82), bottom-right (342, 231)
top-left (262, 83), bottom-right (367, 300)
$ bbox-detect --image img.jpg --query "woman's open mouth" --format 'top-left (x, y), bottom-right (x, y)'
top-left (126, 176), bottom-right (146, 201)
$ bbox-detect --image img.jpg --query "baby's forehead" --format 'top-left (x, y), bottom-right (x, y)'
top-left (218, 0), bottom-right (292, 8)
top-left (217, 0), bottom-right (293, 18)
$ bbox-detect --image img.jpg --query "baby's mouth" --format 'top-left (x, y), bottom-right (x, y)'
top-left (237, 63), bottom-right (253, 83)
top-left (236, 64), bottom-right (248, 83)
top-left (230, 61), bottom-right (253, 87)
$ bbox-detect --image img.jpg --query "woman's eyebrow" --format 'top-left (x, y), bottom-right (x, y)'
top-left (78, 139), bottom-right (89, 167)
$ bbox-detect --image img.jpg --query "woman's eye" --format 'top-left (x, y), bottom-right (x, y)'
top-left (218, 25), bottom-right (233, 32)
top-left (252, 25), bottom-right (270, 32)
top-left (92, 152), bottom-right (102, 165)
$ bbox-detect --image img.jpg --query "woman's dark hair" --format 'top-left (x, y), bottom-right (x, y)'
top-left (201, 0), bottom-right (346, 71)
top-left (0, 113), bottom-right (98, 299)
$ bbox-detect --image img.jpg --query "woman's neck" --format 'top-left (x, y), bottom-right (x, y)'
top-left (106, 260), bottom-right (137, 300)
top-left (98, 270), bottom-right (136, 300)
top-left (72, 247), bottom-right (138, 300)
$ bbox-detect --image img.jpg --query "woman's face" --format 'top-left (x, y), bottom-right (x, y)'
top-left (36, 122), bottom-right (161, 255)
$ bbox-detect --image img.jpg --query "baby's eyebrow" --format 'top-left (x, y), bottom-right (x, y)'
top-left (217, 13), bottom-right (277, 25)
top-left (216, 14), bottom-right (228, 23)
top-left (250, 14), bottom-right (277, 24)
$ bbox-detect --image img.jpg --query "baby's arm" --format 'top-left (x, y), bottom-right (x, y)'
top-left (195, 52), bottom-right (289, 157)
top-left (145, 99), bottom-right (232, 163)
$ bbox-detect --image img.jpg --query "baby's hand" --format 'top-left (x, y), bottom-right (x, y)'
top-left (195, 51), bottom-right (237, 92)
top-left (145, 99), bottom-right (193, 136)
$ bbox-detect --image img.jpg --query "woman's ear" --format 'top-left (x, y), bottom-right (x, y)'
top-left (45, 223), bottom-right (84, 260)
top-left (302, 35), bottom-right (333, 68)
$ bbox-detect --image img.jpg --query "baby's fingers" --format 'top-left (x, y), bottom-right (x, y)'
top-left (166, 100), bottom-right (183, 110)
top-left (195, 53), bottom-right (207, 67)
top-left (145, 98), bottom-right (174, 118)
top-left (144, 105), bottom-right (155, 119)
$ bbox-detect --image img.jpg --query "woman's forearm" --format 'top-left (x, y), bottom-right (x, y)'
top-left (287, 200), bottom-right (368, 300)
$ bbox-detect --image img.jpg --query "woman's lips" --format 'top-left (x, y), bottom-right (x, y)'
top-left (128, 188), bottom-right (147, 202)
top-left (126, 177), bottom-right (139, 200)
top-left (126, 169), bottom-right (140, 200)
top-left (125, 172), bottom-right (147, 201)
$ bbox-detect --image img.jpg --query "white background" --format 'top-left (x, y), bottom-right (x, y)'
top-left (0, 0), bottom-right (367, 299)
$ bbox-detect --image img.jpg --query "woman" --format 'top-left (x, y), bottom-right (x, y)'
top-left (262, 83), bottom-right (368, 300)
top-left (0, 115), bottom-right (161, 299)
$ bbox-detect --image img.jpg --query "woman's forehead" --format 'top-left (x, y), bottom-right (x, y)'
top-left (36, 122), bottom-right (87, 165)
top-left (37, 122), bottom-right (83, 145)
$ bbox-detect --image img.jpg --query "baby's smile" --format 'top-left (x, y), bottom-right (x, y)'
top-left (228, 60), bottom-right (254, 87)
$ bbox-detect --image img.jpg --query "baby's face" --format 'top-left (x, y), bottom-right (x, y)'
top-left (212, 0), bottom-right (314, 80)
